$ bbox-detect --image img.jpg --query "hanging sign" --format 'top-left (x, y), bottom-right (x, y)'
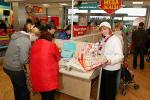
top-left (78, 3), bottom-right (99, 10)
top-left (100, 0), bottom-right (122, 15)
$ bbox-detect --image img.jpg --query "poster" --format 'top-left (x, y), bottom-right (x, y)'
top-left (73, 26), bottom-right (89, 37)
top-left (50, 16), bottom-right (59, 27)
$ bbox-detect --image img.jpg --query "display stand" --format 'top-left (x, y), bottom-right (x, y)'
top-left (55, 38), bottom-right (103, 100)
top-left (56, 0), bottom-right (102, 98)
top-left (58, 67), bottom-right (101, 100)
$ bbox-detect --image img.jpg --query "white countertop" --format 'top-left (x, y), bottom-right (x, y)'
top-left (59, 67), bottom-right (100, 80)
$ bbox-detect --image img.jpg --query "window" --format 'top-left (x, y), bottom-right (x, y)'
top-left (90, 10), bottom-right (106, 13)
top-left (68, 9), bottom-right (88, 15)
top-left (115, 8), bottom-right (147, 16)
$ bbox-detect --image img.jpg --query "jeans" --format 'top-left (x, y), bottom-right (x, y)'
top-left (133, 47), bottom-right (145, 69)
top-left (3, 68), bottom-right (30, 100)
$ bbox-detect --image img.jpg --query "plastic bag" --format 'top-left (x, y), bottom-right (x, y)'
top-left (78, 43), bottom-right (108, 71)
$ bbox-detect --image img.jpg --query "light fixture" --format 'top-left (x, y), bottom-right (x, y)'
top-left (132, 2), bottom-right (143, 5)
top-left (42, 4), bottom-right (50, 7)
top-left (59, 3), bottom-right (68, 6)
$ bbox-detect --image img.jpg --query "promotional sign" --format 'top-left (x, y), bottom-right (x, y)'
top-left (100, 0), bottom-right (122, 15)
top-left (50, 16), bottom-right (59, 27)
top-left (73, 26), bottom-right (89, 37)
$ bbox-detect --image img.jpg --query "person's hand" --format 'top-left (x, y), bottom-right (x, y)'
top-left (102, 59), bottom-right (111, 68)
top-left (107, 59), bottom-right (111, 65)
top-left (59, 48), bottom-right (62, 52)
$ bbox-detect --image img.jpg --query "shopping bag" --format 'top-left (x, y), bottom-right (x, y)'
top-left (78, 43), bottom-right (108, 71)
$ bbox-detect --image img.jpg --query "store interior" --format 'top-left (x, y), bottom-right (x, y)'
top-left (0, 0), bottom-right (150, 100)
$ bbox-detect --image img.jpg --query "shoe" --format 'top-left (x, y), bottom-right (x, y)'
top-left (140, 68), bottom-right (144, 70)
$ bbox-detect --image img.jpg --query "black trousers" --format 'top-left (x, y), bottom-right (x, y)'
top-left (133, 47), bottom-right (144, 69)
top-left (40, 90), bottom-right (56, 100)
top-left (3, 68), bottom-right (30, 100)
top-left (100, 69), bottom-right (119, 100)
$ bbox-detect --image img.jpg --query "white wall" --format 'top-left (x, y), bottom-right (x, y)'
top-left (47, 7), bottom-right (60, 16)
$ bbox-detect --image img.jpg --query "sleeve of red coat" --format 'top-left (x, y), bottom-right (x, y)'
top-left (52, 43), bottom-right (61, 62)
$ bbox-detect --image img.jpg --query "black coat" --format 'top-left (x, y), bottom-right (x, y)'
top-left (132, 28), bottom-right (148, 48)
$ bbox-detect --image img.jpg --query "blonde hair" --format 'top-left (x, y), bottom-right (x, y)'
top-left (31, 27), bottom-right (41, 37)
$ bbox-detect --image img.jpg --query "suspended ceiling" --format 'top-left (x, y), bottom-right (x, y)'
top-left (5, 0), bottom-right (150, 7)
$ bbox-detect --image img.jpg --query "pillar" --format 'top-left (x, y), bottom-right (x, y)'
top-left (146, 6), bottom-right (150, 28)
top-left (12, 2), bottom-right (26, 30)
top-left (59, 7), bottom-right (65, 29)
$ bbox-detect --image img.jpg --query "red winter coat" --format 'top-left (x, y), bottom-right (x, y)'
top-left (30, 39), bottom-right (61, 92)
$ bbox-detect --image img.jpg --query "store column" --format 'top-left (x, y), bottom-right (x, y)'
top-left (147, 6), bottom-right (150, 28)
top-left (12, 2), bottom-right (26, 30)
top-left (59, 7), bottom-right (65, 29)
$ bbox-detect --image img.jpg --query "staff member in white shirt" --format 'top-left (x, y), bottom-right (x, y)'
top-left (98, 22), bottom-right (124, 100)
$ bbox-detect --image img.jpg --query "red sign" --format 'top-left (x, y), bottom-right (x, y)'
top-left (73, 26), bottom-right (89, 37)
top-left (100, 0), bottom-right (122, 15)
top-left (51, 16), bottom-right (59, 27)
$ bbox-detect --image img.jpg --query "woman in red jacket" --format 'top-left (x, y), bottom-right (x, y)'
top-left (30, 33), bottom-right (61, 100)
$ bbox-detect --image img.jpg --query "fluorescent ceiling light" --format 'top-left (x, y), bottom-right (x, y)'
top-left (42, 4), bottom-right (50, 7)
top-left (59, 3), bottom-right (68, 6)
top-left (132, 2), bottom-right (143, 4)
